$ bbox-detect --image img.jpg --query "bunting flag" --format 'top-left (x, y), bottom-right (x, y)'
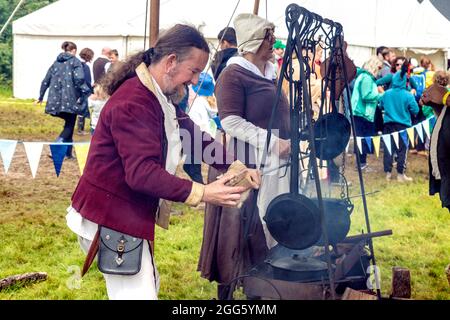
top-left (406, 127), bottom-right (415, 147)
top-left (49, 144), bottom-right (68, 177)
top-left (392, 131), bottom-right (400, 149)
top-left (400, 130), bottom-right (409, 148)
top-left (23, 142), bottom-right (44, 178)
top-left (429, 117), bottom-right (436, 130)
top-left (0, 116), bottom-right (438, 178)
top-left (364, 137), bottom-right (372, 153)
top-left (414, 123), bottom-right (424, 143)
top-left (0, 139), bottom-right (17, 174)
top-left (74, 144), bottom-right (90, 175)
top-left (382, 134), bottom-right (392, 156)
top-left (372, 136), bottom-right (381, 158)
top-left (422, 119), bottom-right (431, 139)
top-left (356, 137), bottom-right (363, 154)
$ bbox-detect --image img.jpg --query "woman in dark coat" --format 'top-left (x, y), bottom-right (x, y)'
top-left (37, 41), bottom-right (91, 158)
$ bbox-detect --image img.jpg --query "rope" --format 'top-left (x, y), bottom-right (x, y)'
top-left (143, 0), bottom-right (149, 50)
top-left (0, 0), bottom-right (26, 38)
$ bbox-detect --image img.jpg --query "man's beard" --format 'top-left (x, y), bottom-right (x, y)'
top-left (161, 72), bottom-right (187, 105)
top-left (168, 84), bottom-right (188, 105)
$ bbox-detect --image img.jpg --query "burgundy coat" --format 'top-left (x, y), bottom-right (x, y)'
top-left (71, 76), bottom-right (234, 240)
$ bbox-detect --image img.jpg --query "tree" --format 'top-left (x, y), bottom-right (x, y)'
top-left (0, 0), bottom-right (58, 86)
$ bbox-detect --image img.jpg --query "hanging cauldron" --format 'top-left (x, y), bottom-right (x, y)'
top-left (312, 198), bottom-right (353, 245)
top-left (264, 193), bottom-right (322, 250)
top-left (314, 37), bottom-right (355, 161)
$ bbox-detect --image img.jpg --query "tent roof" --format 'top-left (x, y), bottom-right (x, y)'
top-left (13, 0), bottom-right (450, 49)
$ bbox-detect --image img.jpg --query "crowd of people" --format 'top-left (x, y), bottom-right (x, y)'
top-left (34, 13), bottom-right (450, 300)
top-left (37, 44), bottom-right (121, 159)
top-left (352, 46), bottom-right (450, 182)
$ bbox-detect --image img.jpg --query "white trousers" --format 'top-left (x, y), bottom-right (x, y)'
top-left (78, 235), bottom-right (159, 300)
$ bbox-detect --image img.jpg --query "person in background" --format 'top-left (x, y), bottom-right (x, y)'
top-left (380, 63), bottom-right (419, 182)
top-left (378, 48), bottom-right (396, 81)
top-left (376, 56), bottom-right (418, 92)
top-left (351, 56), bottom-right (384, 172)
top-left (374, 48), bottom-right (396, 134)
top-left (198, 13), bottom-right (291, 300)
top-left (420, 82), bottom-right (450, 211)
top-left (76, 47), bottom-right (95, 135)
top-left (188, 72), bottom-right (218, 137)
top-left (93, 47), bottom-right (111, 84)
top-left (272, 39), bottom-right (286, 71)
top-left (376, 46), bottom-right (388, 62)
top-left (36, 41), bottom-right (91, 159)
top-left (88, 84), bottom-right (108, 135)
top-left (211, 27), bottom-right (238, 81)
top-left (105, 49), bottom-right (119, 73)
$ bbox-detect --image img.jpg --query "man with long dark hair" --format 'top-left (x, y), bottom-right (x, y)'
top-left (66, 24), bottom-right (260, 300)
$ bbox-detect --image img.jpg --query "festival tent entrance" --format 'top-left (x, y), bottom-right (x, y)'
top-left (12, 0), bottom-right (450, 99)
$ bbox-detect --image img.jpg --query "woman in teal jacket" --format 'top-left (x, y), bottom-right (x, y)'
top-left (351, 56), bottom-right (384, 170)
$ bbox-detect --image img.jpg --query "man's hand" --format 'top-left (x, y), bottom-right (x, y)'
top-left (202, 175), bottom-right (248, 207)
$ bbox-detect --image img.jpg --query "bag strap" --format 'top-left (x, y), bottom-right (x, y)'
top-left (81, 228), bottom-right (100, 277)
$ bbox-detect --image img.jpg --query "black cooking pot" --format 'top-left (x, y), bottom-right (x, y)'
top-left (314, 54), bottom-right (352, 161)
top-left (311, 198), bottom-right (353, 245)
top-left (264, 193), bottom-right (322, 250)
top-left (313, 111), bottom-right (351, 161)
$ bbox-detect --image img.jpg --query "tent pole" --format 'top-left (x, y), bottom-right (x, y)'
top-left (149, 0), bottom-right (160, 47)
top-left (253, 0), bottom-right (260, 15)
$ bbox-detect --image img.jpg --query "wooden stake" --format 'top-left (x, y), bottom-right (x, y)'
top-left (391, 267), bottom-right (411, 298)
top-left (0, 272), bottom-right (47, 291)
top-left (253, 0), bottom-right (260, 15)
top-left (149, 0), bottom-right (160, 47)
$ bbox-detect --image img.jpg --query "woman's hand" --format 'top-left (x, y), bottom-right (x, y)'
top-left (420, 84), bottom-right (449, 108)
top-left (275, 138), bottom-right (291, 159)
top-left (245, 168), bottom-right (261, 189)
top-left (34, 100), bottom-right (43, 105)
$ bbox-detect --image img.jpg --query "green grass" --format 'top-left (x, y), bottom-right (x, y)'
top-left (0, 86), bottom-right (12, 98)
top-left (0, 97), bottom-right (449, 300)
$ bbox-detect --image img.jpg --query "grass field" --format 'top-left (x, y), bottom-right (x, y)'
top-left (0, 93), bottom-right (449, 300)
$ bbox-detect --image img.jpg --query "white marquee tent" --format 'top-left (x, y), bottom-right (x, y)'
top-left (12, 0), bottom-right (450, 99)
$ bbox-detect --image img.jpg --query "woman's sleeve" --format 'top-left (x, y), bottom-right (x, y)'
top-left (360, 76), bottom-right (382, 103)
top-left (216, 69), bottom-right (280, 150)
top-left (375, 73), bottom-right (392, 86)
top-left (39, 66), bottom-right (53, 101)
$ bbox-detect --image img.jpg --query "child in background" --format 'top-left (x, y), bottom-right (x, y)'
top-left (88, 85), bottom-right (109, 135)
top-left (188, 72), bottom-right (218, 137)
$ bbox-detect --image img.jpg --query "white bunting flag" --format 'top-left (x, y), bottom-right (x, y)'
top-left (356, 137), bottom-right (363, 154)
top-left (422, 119), bottom-right (430, 139)
top-left (392, 131), bottom-right (400, 149)
top-left (0, 139), bottom-right (17, 174)
top-left (414, 124), bottom-right (424, 143)
top-left (382, 134), bottom-right (392, 156)
top-left (23, 142), bottom-right (44, 178)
